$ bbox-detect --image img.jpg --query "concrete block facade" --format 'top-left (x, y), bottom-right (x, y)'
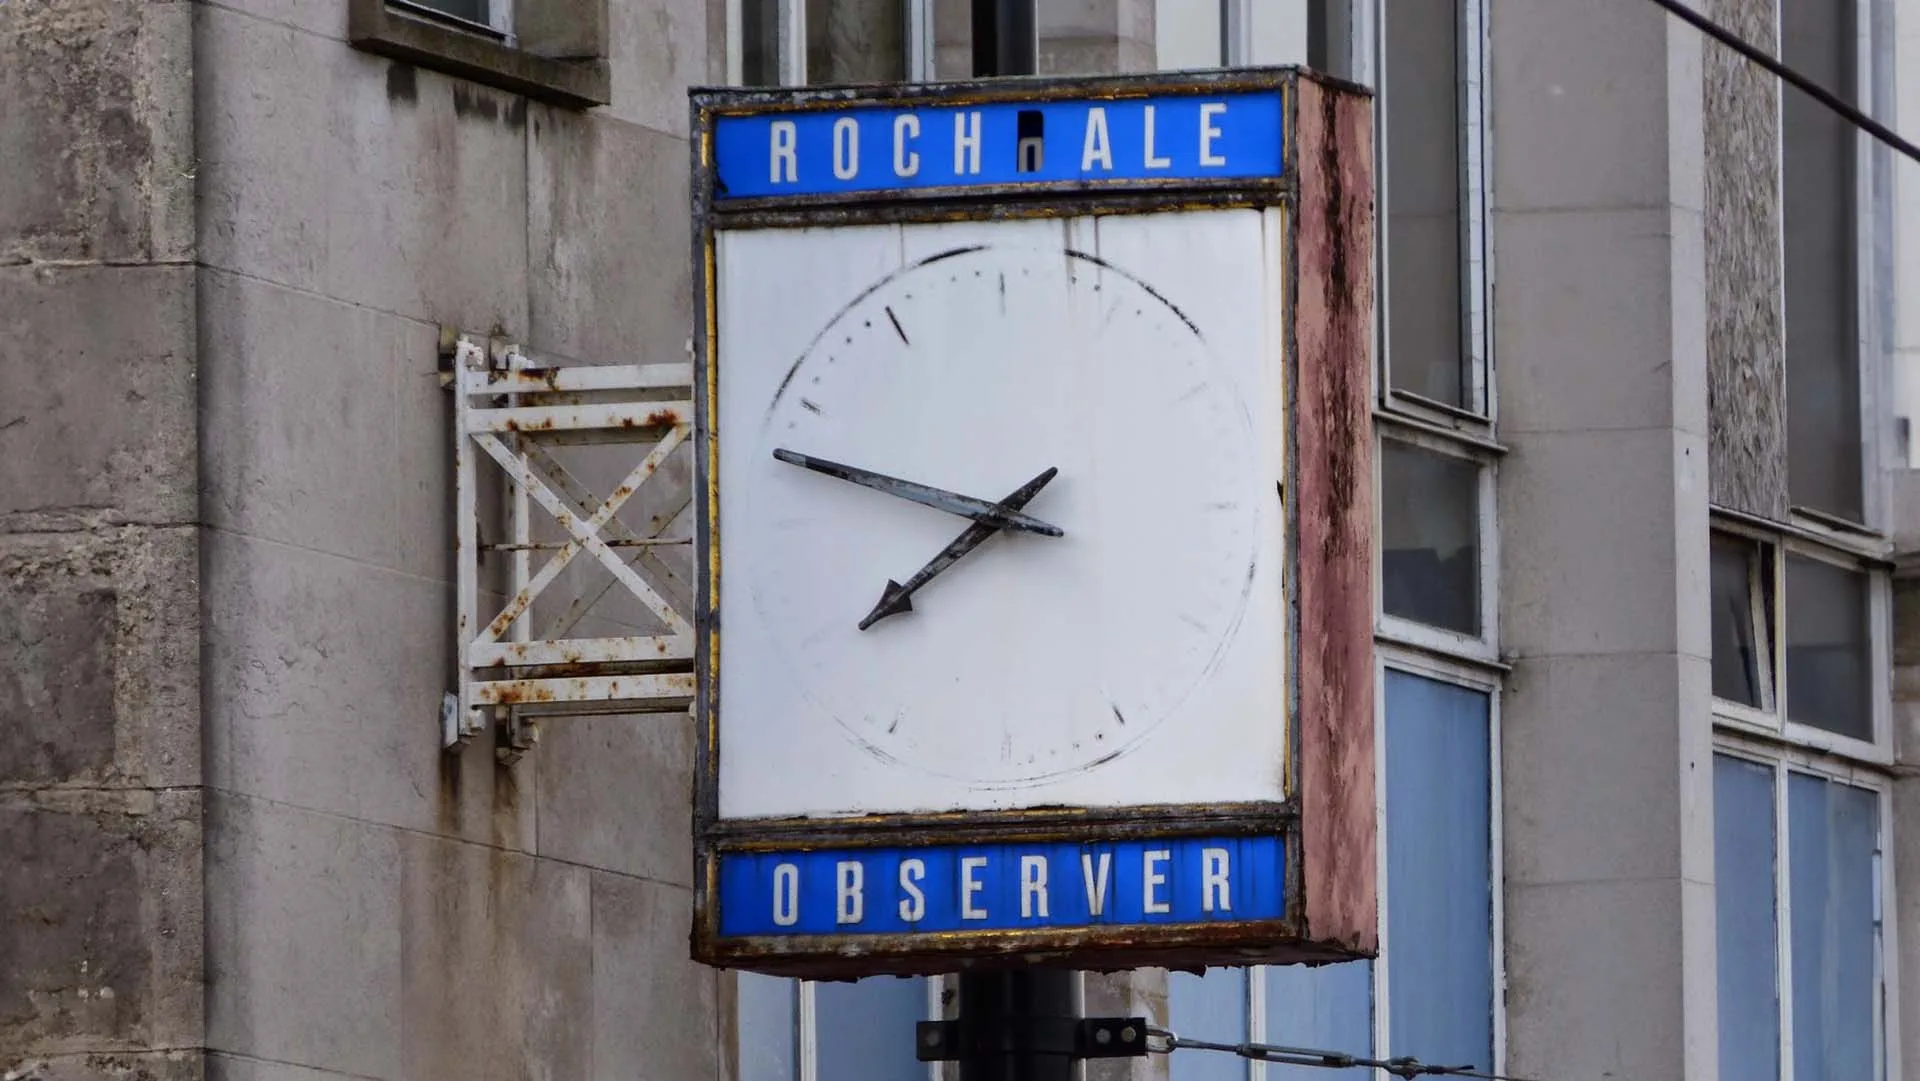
top-left (6, 2), bottom-right (1920, 1080)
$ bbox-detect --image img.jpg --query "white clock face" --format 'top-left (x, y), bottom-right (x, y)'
top-left (717, 213), bottom-right (1291, 818)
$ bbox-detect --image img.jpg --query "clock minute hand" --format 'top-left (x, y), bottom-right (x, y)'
top-left (858, 466), bottom-right (1059, 632)
top-left (773, 448), bottom-right (1065, 537)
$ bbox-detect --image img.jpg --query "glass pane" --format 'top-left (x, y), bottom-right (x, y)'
top-left (1788, 774), bottom-right (1880, 1081)
top-left (1783, 0), bottom-right (1862, 521)
top-left (1784, 555), bottom-right (1872, 741)
top-left (408, 0), bottom-right (489, 23)
top-left (1710, 535), bottom-right (1770, 708)
top-left (1383, 671), bottom-right (1493, 1073)
top-left (806, 0), bottom-right (906, 84)
top-left (1169, 968), bottom-right (1248, 1081)
top-left (740, 0), bottom-right (785, 85)
top-left (1380, 441), bottom-right (1480, 635)
top-left (738, 973), bottom-right (798, 1081)
top-left (1714, 755), bottom-right (1781, 1081)
top-left (815, 977), bottom-right (928, 1081)
top-left (1264, 962), bottom-right (1372, 1079)
top-left (1384, 0), bottom-right (1467, 409)
top-left (1155, 0), bottom-right (1224, 70)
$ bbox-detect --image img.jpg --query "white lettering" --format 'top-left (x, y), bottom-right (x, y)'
top-left (1020, 855), bottom-right (1050, 918)
top-left (1202, 848), bottom-right (1231, 912)
top-left (835, 860), bottom-right (864, 925)
top-left (769, 121), bottom-right (798, 184)
top-left (898, 859), bottom-right (927, 922)
top-left (832, 117), bottom-right (860, 180)
top-left (961, 856), bottom-right (989, 919)
top-left (893, 114), bottom-right (921, 177)
top-left (1143, 105), bottom-right (1171, 169)
top-left (1080, 852), bottom-right (1113, 916)
top-left (1199, 103), bottom-right (1228, 166)
top-left (1143, 850), bottom-right (1171, 914)
top-left (1080, 107), bottom-right (1113, 172)
top-left (954, 111), bottom-right (983, 175)
top-left (772, 863), bottom-right (800, 926)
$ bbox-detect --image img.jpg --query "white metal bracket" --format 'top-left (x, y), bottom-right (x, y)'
top-left (445, 332), bottom-right (697, 758)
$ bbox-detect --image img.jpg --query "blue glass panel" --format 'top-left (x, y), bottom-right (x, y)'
top-left (1264, 961), bottom-right (1372, 1079)
top-left (1383, 671), bottom-right (1493, 1074)
top-left (1714, 755), bottom-right (1780, 1081)
top-left (815, 977), bottom-right (929, 1081)
top-left (1788, 773), bottom-right (1880, 1081)
top-left (1169, 967), bottom-right (1248, 1081)
top-left (737, 973), bottom-right (797, 1081)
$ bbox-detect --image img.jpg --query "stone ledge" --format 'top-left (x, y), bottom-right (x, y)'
top-left (347, 0), bottom-right (609, 109)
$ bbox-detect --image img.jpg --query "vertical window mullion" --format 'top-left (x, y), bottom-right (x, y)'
top-left (1246, 963), bottom-right (1267, 1081)
top-left (1460, 0), bottom-right (1490, 417)
top-left (905, 0), bottom-right (935, 82)
top-left (1776, 762), bottom-right (1796, 1081)
top-left (797, 980), bottom-right (819, 1081)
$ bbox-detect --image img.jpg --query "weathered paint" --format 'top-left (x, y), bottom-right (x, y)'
top-left (1290, 74), bottom-right (1379, 954)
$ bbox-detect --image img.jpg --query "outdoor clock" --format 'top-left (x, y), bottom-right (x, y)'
top-left (690, 70), bottom-right (1378, 978)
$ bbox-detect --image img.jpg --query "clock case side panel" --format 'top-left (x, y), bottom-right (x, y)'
top-left (1287, 73), bottom-right (1379, 956)
top-left (690, 96), bottom-right (724, 955)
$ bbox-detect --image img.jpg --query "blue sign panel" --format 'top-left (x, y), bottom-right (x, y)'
top-left (713, 91), bottom-right (1285, 200)
top-left (718, 835), bottom-right (1284, 936)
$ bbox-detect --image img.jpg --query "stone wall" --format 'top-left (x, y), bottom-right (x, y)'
top-left (1, 1), bottom-right (204, 1078)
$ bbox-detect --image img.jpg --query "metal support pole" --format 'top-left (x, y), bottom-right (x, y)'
top-left (955, 970), bottom-right (1077, 1081)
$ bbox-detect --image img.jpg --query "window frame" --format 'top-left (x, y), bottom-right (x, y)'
top-left (1374, 420), bottom-right (1502, 665)
top-left (1709, 515), bottom-right (1893, 766)
top-left (348, 0), bottom-right (609, 107)
top-left (1775, 0), bottom-right (1895, 532)
top-left (1364, 0), bottom-right (1496, 428)
top-left (1710, 736), bottom-right (1900, 1081)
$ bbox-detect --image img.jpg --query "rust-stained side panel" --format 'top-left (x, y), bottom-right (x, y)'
top-left (1289, 74), bottom-right (1378, 954)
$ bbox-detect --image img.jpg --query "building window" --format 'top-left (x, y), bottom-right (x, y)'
top-left (1708, 526), bottom-right (1886, 753)
top-left (1167, 666), bottom-right (1497, 1080)
top-left (738, 974), bottom-right (935, 1081)
top-left (1379, 438), bottom-right (1485, 640)
top-left (1782, 0), bottom-right (1865, 524)
top-left (1713, 753), bottom-right (1888, 1081)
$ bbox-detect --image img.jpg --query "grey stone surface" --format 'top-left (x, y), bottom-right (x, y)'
top-left (1490, 0), bottom-right (1685, 213)
top-left (398, 832), bottom-right (592, 1081)
top-left (1500, 428), bottom-right (1699, 657)
top-left (200, 526), bottom-right (536, 850)
top-left (1038, 0), bottom-right (1155, 75)
top-left (1505, 878), bottom-right (1712, 1081)
top-left (195, 4), bottom-right (530, 329)
top-left (1704, 0), bottom-right (1788, 520)
top-left (527, 111), bottom-right (692, 367)
top-left (604, 0), bottom-right (712, 136)
top-left (207, 1050), bottom-right (364, 1081)
top-left (0, 0), bottom-right (195, 265)
top-left (197, 267), bottom-right (434, 569)
top-left (14, 1049), bottom-right (204, 1081)
top-left (0, 527), bottom-right (201, 791)
top-left (204, 794), bottom-right (403, 1080)
top-left (535, 710), bottom-right (695, 886)
top-left (0, 266), bottom-right (198, 532)
top-left (0, 789), bottom-right (204, 1058)
top-left (589, 873), bottom-right (719, 1081)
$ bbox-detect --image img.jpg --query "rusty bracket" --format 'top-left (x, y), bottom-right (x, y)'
top-left (446, 332), bottom-right (698, 757)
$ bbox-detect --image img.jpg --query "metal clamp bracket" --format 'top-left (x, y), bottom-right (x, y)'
top-left (914, 1017), bottom-right (1151, 1062)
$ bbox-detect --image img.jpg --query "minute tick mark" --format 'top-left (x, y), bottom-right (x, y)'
top-left (885, 305), bottom-right (910, 345)
top-left (800, 398), bottom-right (823, 415)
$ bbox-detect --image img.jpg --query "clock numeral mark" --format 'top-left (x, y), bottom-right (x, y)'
top-left (1178, 612), bottom-right (1209, 633)
top-left (1176, 383), bottom-right (1208, 402)
top-left (800, 398), bottom-right (823, 416)
top-left (1110, 704), bottom-right (1128, 727)
top-left (884, 305), bottom-right (910, 345)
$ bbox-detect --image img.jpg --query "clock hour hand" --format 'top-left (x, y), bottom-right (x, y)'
top-left (773, 448), bottom-right (1065, 537)
top-left (859, 466), bottom-right (1058, 631)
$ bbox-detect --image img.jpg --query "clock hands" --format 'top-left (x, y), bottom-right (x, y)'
top-left (859, 466), bottom-right (1060, 631)
top-left (772, 448), bottom-right (1064, 537)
